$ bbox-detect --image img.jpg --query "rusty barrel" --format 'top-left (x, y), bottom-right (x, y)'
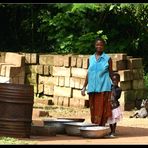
top-left (0, 83), bottom-right (34, 138)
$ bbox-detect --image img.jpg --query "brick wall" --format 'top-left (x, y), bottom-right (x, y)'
top-left (0, 52), bottom-right (147, 111)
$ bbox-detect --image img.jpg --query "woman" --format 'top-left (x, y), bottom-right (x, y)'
top-left (81, 38), bottom-right (113, 126)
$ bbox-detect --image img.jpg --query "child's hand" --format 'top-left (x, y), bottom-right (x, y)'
top-left (81, 87), bottom-right (86, 96)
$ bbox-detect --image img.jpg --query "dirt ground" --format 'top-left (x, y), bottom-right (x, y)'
top-left (26, 108), bottom-right (148, 144)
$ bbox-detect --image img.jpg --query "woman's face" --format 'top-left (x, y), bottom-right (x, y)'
top-left (95, 40), bottom-right (105, 53)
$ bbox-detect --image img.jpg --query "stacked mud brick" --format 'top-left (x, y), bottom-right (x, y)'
top-left (23, 53), bottom-right (147, 111)
top-left (0, 52), bottom-right (25, 84)
top-left (109, 54), bottom-right (147, 110)
top-left (24, 53), bottom-right (89, 109)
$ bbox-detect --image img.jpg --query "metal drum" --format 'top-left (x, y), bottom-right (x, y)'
top-left (0, 83), bottom-right (34, 138)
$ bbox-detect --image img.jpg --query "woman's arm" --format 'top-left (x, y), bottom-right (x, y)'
top-left (82, 73), bottom-right (88, 89)
top-left (108, 58), bottom-right (113, 80)
top-left (81, 58), bottom-right (89, 96)
top-left (81, 73), bottom-right (88, 96)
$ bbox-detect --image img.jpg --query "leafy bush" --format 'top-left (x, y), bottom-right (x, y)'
top-left (0, 3), bottom-right (148, 70)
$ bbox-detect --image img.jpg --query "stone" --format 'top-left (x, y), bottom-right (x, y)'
top-left (53, 96), bottom-right (59, 105)
top-left (76, 57), bottom-right (83, 68)
top-left (52, 66), bottom-right (71, 77)
top-left (74, 78), bottom-right (81, 89)
top-left (59, 76), bottom-right (65, 86)
top-left (82, 57), bottom-right (89, 69)
top-left (118, 70), bottom-right (133, 81)
top-left (132, 69), bottom-right (144, 80)
top-left (32, 119), bottom-right (44, 126)
top-left (72, 89), bottom-right (88, 99)
top-left (43, 65), bottom-right (50, 75)
top-left (0, 65), bottom-right (6, 76)
top-left (38, 84), bottom-right (44, 94)
top-left (53, 76), bottom-right (59, 86)
top-left (44, 84), bottom-right (54, 95)
top-left (80, 78), bottom-right (85, 89)
top-left (119, 81), bottom-right (132, 91)
top-left (71, 56), bottom-right (77, 67)
top-left (112, 60), bottom-right (127, 71)
top-left (120, 90), bottom-right (135, 111)
top-left (37, 65), bottom-right (44, 75)
top-left (18, 77), bottom-right (25, 84)
top-left (38, 75), bottom-right (54, 85)
top-left (0, 52), bottom-right (6, 63)
top-left (58, 96), bottom-right (64, 106)
top-left (63, 97), bottom-right (70, 107)
top-left (10, 77), bottom-right (19, 84)
top-left (32, 109), bottom-right (49, 118)
top-left (64, 55), bottom-right (71, 67)
top-left (4, 52), bottom-right (24, 66)
top-left (132, 79), bottom-right (145, 90)
top-left (31, 53), bottom-right (37, 64)
top-left (53, 55), bottom-right (64, 67)
top-left (64, 76), bottom-right (70, 87)
top-left (54, 86), bottom-right (72, 97)
top-left (70, 77), bottom-right (75, 88)
top-left (127, 58), bottom-right (142, 69)
top-left (26, 73), bottom-right (37, 84)
top-left (39, 54), bottom-right (54, 65)
top-left (108, 53), bottom-right (127, 61)
top-left (71, 68), bottom-right (87, 78)
top-left (25, 53), bottom-right (31, 64)
top-left (25, 65), bottom-right (37, 74)
top-left (34, 98), bottom-right (53, 105)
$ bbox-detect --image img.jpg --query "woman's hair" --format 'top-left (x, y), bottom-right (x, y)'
top-left (95, 37), bottom-right (106, 45)
top-left (113, 73), bottom-right (120, 81)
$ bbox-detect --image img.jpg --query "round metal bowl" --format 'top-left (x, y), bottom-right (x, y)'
top-left (57, 117), bottom-right (85, 122)
top-left (43, 119), bottom-right (75, 134)
top-left (64, 122), bottom-right (97, 136)
top-left (80, 126), bottom-right (110, 138)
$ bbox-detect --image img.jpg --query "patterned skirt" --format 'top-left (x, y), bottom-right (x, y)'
top-left (88, 92), bottom-right (112, 126)
top-left (107, 106), bottom-right (123, 124)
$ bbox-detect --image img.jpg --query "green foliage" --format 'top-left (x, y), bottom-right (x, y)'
top-left (144, 73), bottom-right (148, 88)
top-left (0, 3), bottom-right (148, 71)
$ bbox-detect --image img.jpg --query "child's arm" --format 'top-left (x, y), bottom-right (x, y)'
top-left (114, 88), bottom-right (122, 100)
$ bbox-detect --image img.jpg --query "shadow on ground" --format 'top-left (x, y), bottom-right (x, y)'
top-left (23, 126), bottom-right (148, 143)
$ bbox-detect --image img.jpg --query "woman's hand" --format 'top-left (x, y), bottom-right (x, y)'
top-left (81, 87), bottom-right (86, 96)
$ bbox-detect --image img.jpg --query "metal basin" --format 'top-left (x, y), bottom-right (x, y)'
top-left (64, 122), bottom-right (97, 136)
top-left (80, 126), bottom-right (110, 138)
top-left (57, 118), bottom-right (85, 122)
top-left (43, 119), bottom-right (75, 134)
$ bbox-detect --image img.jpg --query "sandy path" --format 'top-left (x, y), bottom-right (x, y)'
top-left (25, 116), bottom-right (148, 144)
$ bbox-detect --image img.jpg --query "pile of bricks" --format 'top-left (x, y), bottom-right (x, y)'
top-left (0, 52), bottom-right (25, 84)
top-left (24, 53), bottom-right (147, 111)
top-left (25, 53), bottom-right (89, 109)
top-left (109, 53), bottom-right (147, 110)
top-left (0, 52), bottom-right (146, 111)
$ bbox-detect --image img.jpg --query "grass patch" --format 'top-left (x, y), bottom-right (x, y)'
top-left (0, 137), bottom-right (36, 145)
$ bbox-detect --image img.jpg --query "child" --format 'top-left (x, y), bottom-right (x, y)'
top-left (107, 73), bottom-right (122, 137)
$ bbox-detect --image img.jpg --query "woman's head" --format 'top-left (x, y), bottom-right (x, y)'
top-left (95, 38), bottom-right (106, 53)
